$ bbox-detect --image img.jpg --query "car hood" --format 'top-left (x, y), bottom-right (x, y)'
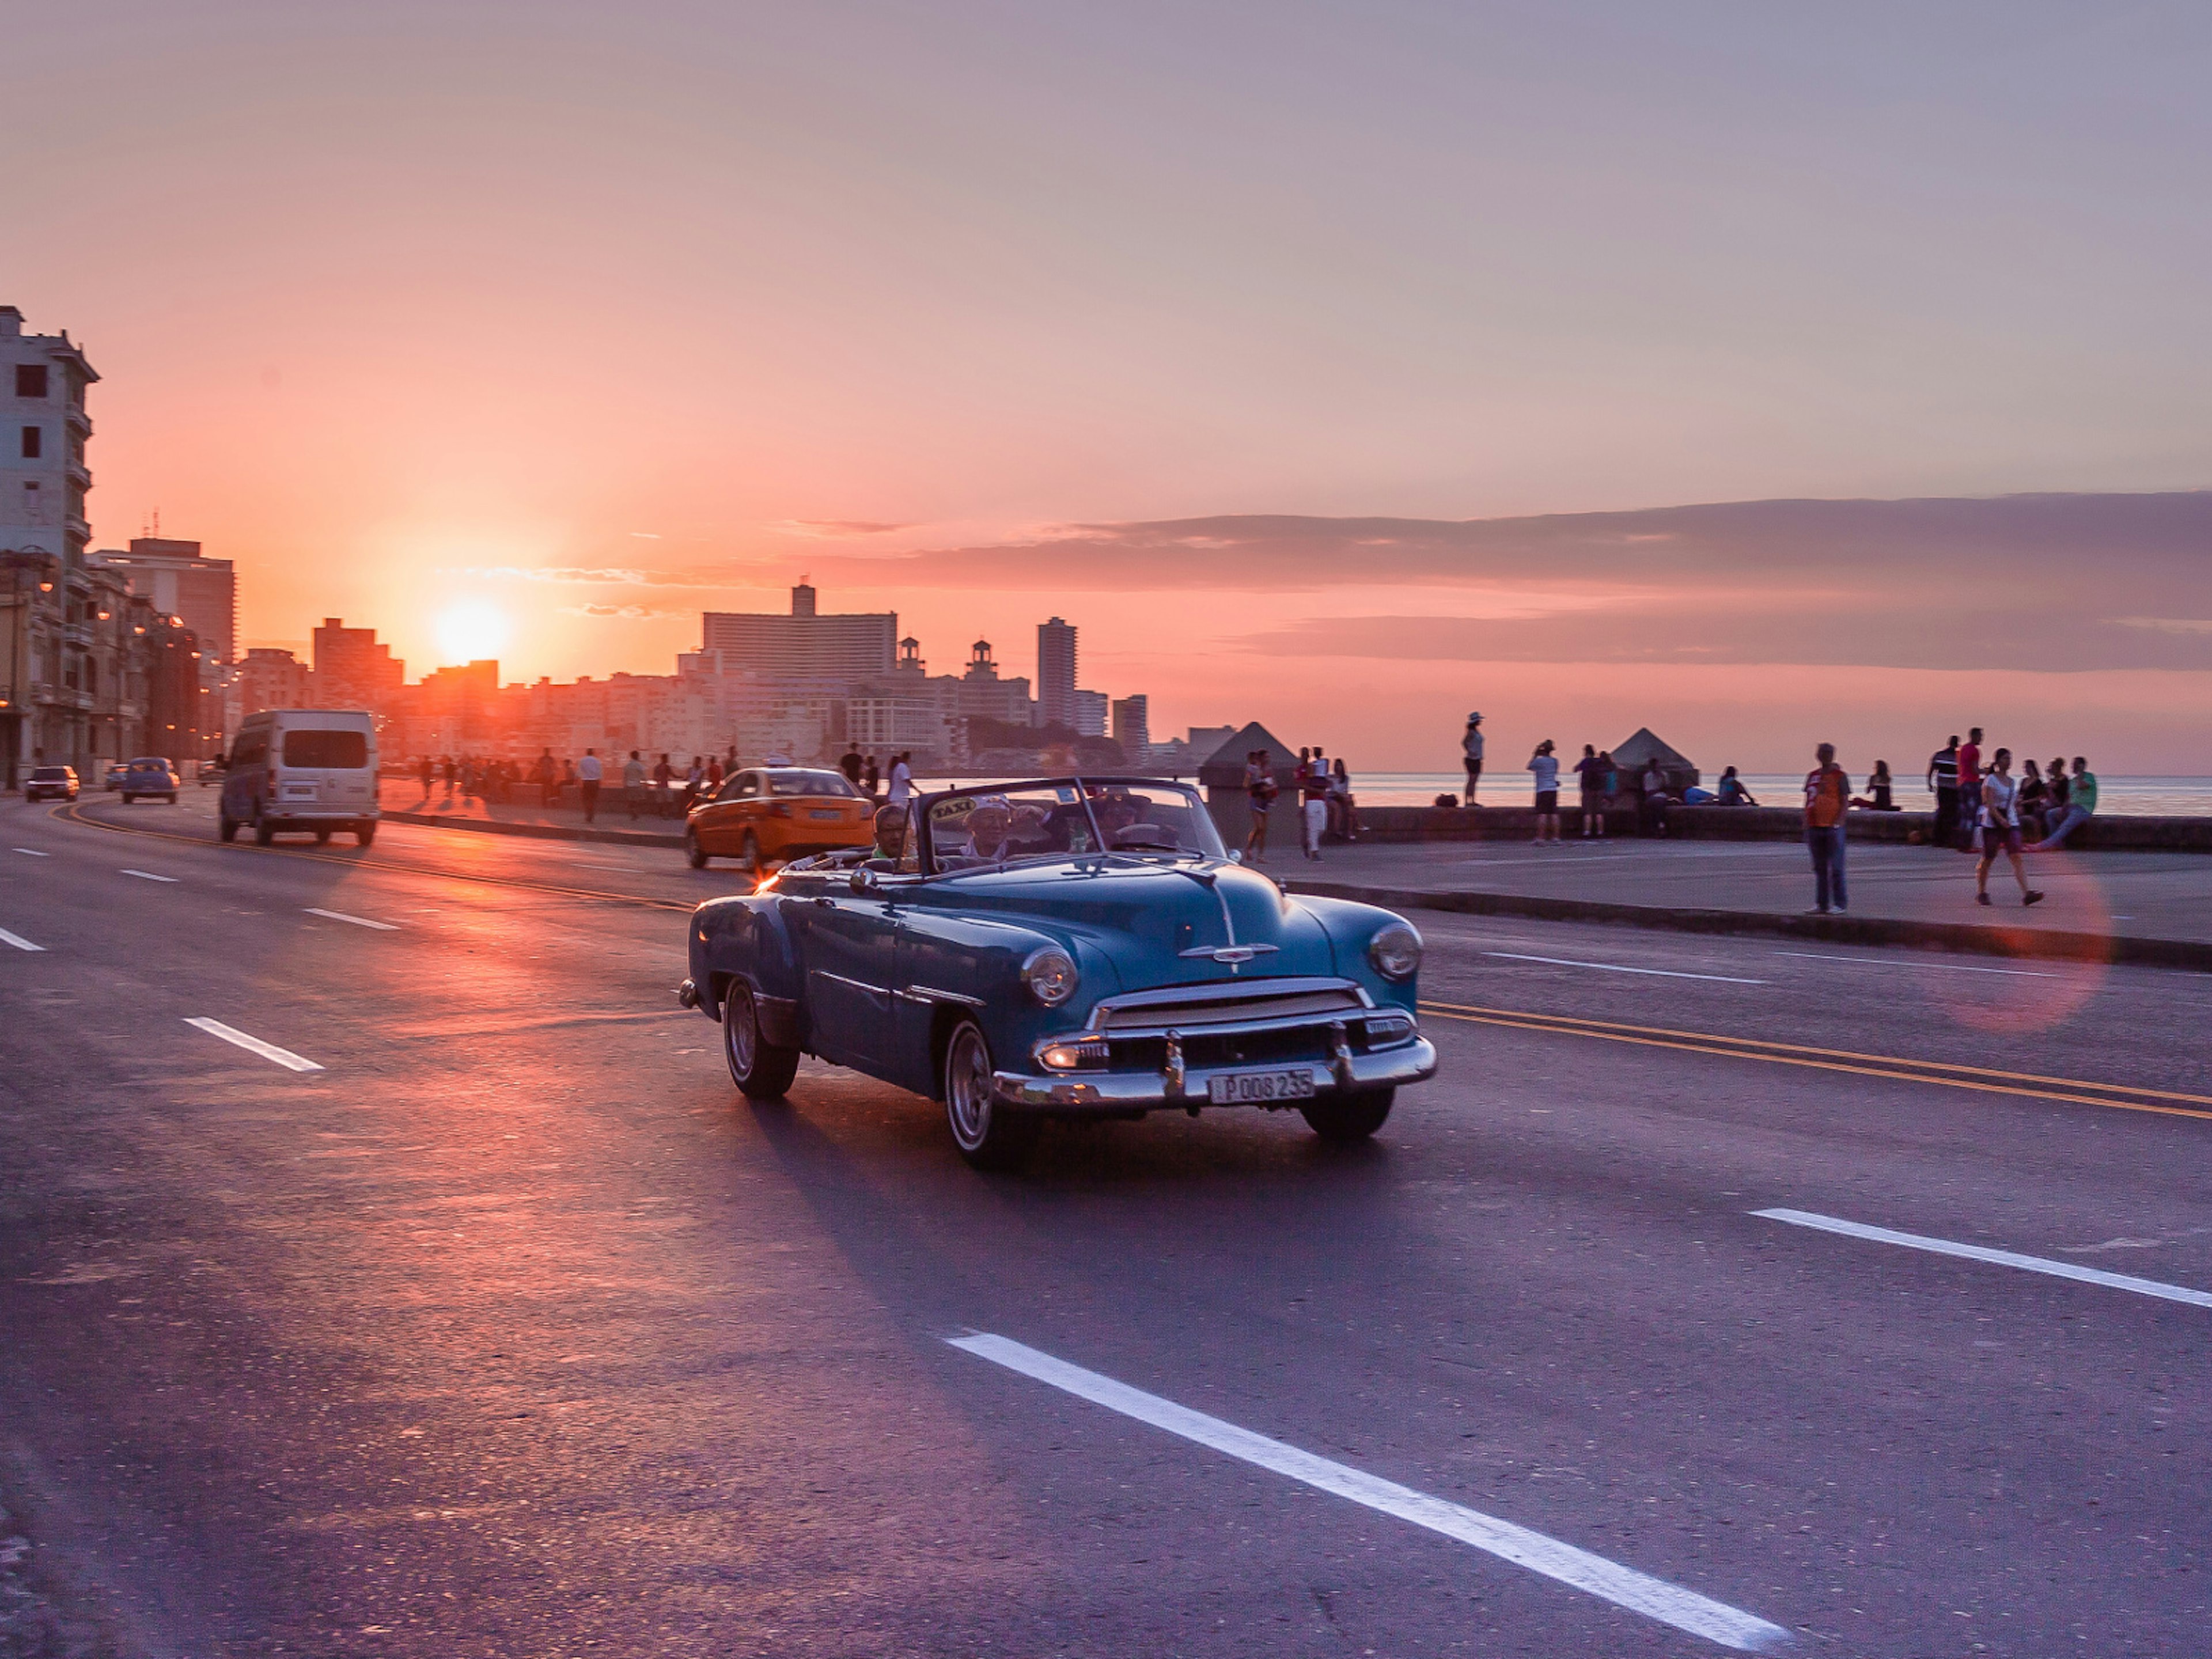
top-left (912, 858), bottom-right (1338, 983)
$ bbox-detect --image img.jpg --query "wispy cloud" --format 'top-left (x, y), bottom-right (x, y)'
top-left (774, 519), bottom-right (915, 539)
top-left (562, 603), bottom-right (685, 619)
top-left (2111, 616), bottom-right (2212, 635)
top-left (456, 565), bottom-right (729, 589)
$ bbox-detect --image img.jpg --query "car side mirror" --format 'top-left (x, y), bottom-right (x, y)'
top-left (850, 866), bottom-right (881, 894)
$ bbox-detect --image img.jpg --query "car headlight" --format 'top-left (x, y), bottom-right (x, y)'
top-left (1369, 922), bottom-right (1422, 981)
top-left (1022, 946), bottom-right (1079, 1006)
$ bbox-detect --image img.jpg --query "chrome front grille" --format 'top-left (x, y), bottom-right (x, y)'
top-left (1086, 978), bottom-right (1368, 1033)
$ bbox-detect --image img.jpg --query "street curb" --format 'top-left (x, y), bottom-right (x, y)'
top-left (1275, 878), bottom-right (2212, 972)
top-left (380, 809), bottom-right (685, 849)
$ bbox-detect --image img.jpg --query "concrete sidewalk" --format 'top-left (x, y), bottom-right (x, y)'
top-left (1271, 834), bottom-right (2212, 968)
top-left (377, 778), bottom-right (684, 847)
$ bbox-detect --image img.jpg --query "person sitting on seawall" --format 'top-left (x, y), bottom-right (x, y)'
top-left (1715, 766), bottom-right (1758, 806)
top-left (1850, 760), bottom-right (1898, 810)
top-left (1638, 762), bottom-right (1671, 837)
top-left (2029, 757), bottom-right (2097, 850)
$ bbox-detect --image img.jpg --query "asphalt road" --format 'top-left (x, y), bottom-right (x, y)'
top-left (2, 790), bottom-right (2207, 1657)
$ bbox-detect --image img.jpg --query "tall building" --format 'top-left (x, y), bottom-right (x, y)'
top-left (956, 638), bottom-right (1034, 726)
top-left (1073, 688), bottom-right (1108, 738)
top-left (234, 646), bottom-right (312, 718)
top-left (700, 584), bottom-right (895, 679)
top-left (1, 304), bottom-right (99, 777)
top-left (312, 617), bottom-right (404, 710)
top-left (1036, 616), bottom-right (1076, 730)
top-left (95, 539), bottom-right (234, 664)
top-left (1111, 694), bottom-right (1149, 760)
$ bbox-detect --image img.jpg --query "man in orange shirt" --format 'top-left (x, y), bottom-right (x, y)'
top-left (1803, 741), bottom-right (1850, 915)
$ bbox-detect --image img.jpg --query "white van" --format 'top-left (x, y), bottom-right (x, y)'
top-left (219, 709), bottom-right (380, 847)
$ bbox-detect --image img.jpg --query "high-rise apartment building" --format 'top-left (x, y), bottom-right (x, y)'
top-left (1073, 688), bottom-right (1108, 738)
top-left (1036, 616), bottom-right (1076, 730)
top-left (700, 585), bottom-right (896, 680)
top-left (1110, 695), bottom-right (1149, 760)
top-left (234, 647), bottom-right (312, 718)
top-left (96, 539), bottom-right (235, 665)
top-left (312, 617), bottom-right (405, 710)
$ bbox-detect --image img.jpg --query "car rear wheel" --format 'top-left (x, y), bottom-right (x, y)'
top-left (722, 980), bottom-right (800, 1100)
top-left (314, 828), bottom-right (332, 845)
top-left (943, 1020), bottom-right (1037, 1171)
top-left (122, 793), bottom-right (134, 804)
top-left (685, 827), bottom-right (709, 869)
top-left (355, 824), bottom-right (376, 847)
top-left (165, 793), bottom-right (177, 804)
top-left (1300, 1088), bottom-right (1394, 1143)
top-left (254, 816), bottom-right (275, 846)
top-left (219, 813), bottom-right (238, 843)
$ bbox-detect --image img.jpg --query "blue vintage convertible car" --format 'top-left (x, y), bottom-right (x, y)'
top-left (677, 777), bottom-right (1438, 1168)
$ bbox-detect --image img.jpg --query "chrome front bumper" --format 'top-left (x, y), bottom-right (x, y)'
top-left (992, 1036), bottom-right (1437, 1112)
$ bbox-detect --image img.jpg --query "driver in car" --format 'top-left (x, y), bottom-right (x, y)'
top-left (867, 804), bottom-right (908, 869)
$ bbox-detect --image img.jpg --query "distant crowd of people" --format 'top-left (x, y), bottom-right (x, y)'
top-left (1240, 745), bottom-right (1358, 864)
top-left (414, 744), bottom-right (923, 825)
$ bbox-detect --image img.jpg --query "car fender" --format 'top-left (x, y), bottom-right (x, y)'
top-left (689, 893), bottom-right (802, 1026)
top-left (1287, 893), bottom-right (1423, 1012)
top-left (891, 908), bottom-right (1126, 1091)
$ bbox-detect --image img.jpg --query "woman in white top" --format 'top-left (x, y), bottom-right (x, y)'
top-left (1527, 741), bottom-right (1562, 844)
top-left (1975, 747), bottom-right (2044, 908)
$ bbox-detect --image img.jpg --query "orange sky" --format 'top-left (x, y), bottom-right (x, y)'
top-left (13, 3), bottom-right (2211, 771)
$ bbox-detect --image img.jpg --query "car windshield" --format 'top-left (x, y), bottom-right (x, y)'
top-left (921, 779), bottom-right (1226, 874)
top-left (764, 770), bottom-right (859, 797)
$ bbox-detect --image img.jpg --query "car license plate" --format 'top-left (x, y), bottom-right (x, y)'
top-left (808, 808), bottom-right (842, 820)
top-left (1207, 1067), bottom-right (1316, 1105)
top-left (281, 783), bottom-right (317, 800)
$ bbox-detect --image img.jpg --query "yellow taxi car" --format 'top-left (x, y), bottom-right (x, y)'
top-left (684, 766), bottom-right (878, 871)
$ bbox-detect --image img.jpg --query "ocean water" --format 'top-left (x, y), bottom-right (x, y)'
top-left (1296, 771), bottom-right (2212, 817)
top-left (905, 771), bottom-right (2212, 815)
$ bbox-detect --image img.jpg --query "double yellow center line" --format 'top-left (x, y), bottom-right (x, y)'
top-left (1419, 999), bottom-right (2212, 1123)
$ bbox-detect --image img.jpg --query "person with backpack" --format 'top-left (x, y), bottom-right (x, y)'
top-left (1802, 742), bottom-right (1850, 915)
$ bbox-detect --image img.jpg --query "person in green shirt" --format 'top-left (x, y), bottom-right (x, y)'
top-left (2031, 756), bottom-right (2096, 850)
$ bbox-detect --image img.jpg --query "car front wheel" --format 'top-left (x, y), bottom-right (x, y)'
top-left (722, 980), bottom-right (800, 1100)
top-left (685, 827), bottom-right (709, 869)
top-left (1300, 1088), bottom-right (1394, 1143)
top-left (943, 1020), bottom-right (1038, 1171)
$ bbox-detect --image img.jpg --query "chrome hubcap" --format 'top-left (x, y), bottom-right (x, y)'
top-left (726, 986), bottom-right (757, 1076)
top-left (946, 1028), bottom-right (992, 1147)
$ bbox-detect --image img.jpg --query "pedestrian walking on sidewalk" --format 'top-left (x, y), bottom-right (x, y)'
top-left (1802, 742), bottom-right (1850, 914)
top-left (578, 748), bottom-right (602, 823)
top-left (1460, 713), bottom-right (1485, 805)
top-left (1954, 728), bottom-right (1984, 851)
top-left (532, 748), bottom-right (556, 807)
top-left (2031, 757), bottom-right (2096, 850)
top-left (1299, 748), bottom-right (1329, 859)
top-left (864, 755), bottom-right (881, 798)
top-left (1243, 749), bottom-right (1276, 863)
top-left (1975, 749), bottom-right (2043, 907)
top-left (1528, 741), bottom-right (1561, 843)
top-left (1927, 735), bottom-right (1960, 847)
top-left (559, 757), bottom-right (577, 806)
top-left (416, 755), bottom-right (434, 802)
top-left (624, 751), bottom-right (648, 820)
top-left (887, 751), bottom-right (914, 810)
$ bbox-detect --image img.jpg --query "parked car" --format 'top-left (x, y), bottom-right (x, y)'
top-left (677, 777), bottom-right (1438, 1168)
top-left (103, 762), bottom-right (129, 791)
top-left (120, 756), bottom-right (181, 803)
top-left (22, 765), bottom-right (79, 803)
top-left (219, 709), bottom-right (380, 846)
top-left (684, 766), bottom-right (876, 871)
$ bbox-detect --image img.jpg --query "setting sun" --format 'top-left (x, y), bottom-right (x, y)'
top-left (434, 600), bottom-right (510, 666)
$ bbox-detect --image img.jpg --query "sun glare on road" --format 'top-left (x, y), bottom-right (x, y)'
top-left (434, 600), bottom-right (510, 663)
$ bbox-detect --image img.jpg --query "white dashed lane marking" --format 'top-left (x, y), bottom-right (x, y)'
top-left (120, 869), bottom-right (179, 883)
top-left (1486, 951), bottom-right (1766, 985)
top-left (183, 1018), bottom-right (324, 1073)
top-left (304, 908), bottom-right (399, 930)
top-left (0, 927), bottom-right (45, 952)
top-left (950, 1333), bottom-right (1791, 1652)
top-left (1773, 950), bottom-right (2059, 979)
top-left (1755, 1209), bottom-right (2212, 1310)
top-left (13, 848), bottom-right (51, 857)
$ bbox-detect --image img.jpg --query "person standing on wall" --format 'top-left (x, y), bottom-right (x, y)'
top-left (577, 748), bottom-right (602, 823)
top-left (1528, 740), bottom-right (1561, 844)
top-left (1574, 743), bottom-right (1606, 838)
top-left (1802, 741), bottom-right (1850, 915)
top-left (1460, 713), bottom-right (1485, 806)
